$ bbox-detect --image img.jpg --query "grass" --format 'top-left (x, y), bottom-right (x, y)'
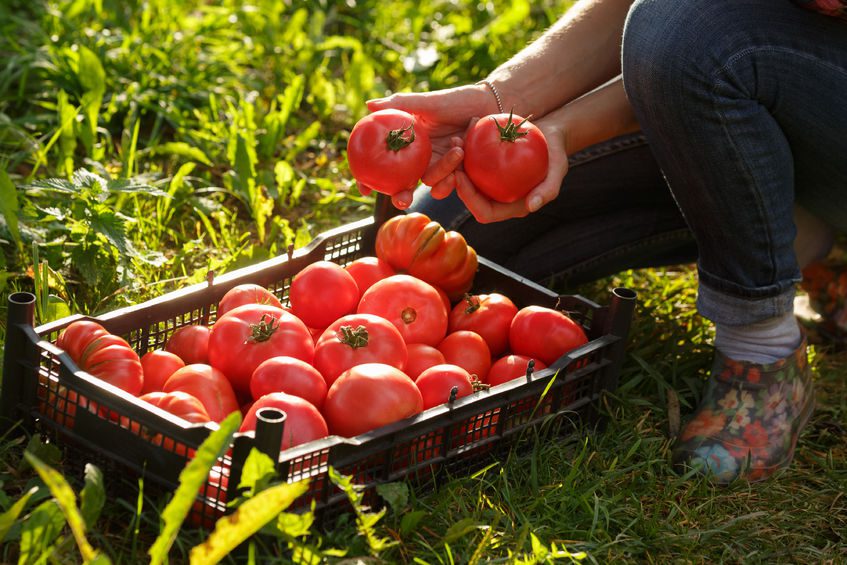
top-left (0, 0), bottom-right (845, 563)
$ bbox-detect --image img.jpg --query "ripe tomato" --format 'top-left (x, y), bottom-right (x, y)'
top-left (357, 274), bottom-right (448, 346)
top-left (344, 256), bottom-right (396, 299)
top-left (138, 391), bottom-right (211, 423)
top-left (289, 261), bottom-right (359, 329)
top-left (323, 363), bottom-right (423, 437)
top-left (240, 392), bottom-right (329, 451)
top-left (375, 212), bottom-right (478, 301)
top-left (347, 109), bottom-right (432, 195)
top-left (486, 354), bottom-right (548, 386)
top-left (163, 363), bottom-right (240, 423)
top-left (140, 350), bottom-right (185, 394)
top-left (403, 343), bottom-right (446, 380)
top-left (313, 313), bottom-right (408, 386)
top-left (250, 356), bottom-right (327, 409)
top-left (448, 293), bottom-right (518, 357)
top-left (414, 364), bottom-right (475, 410)
top-left (464, 112), bottom-right (548, 204)
top-left (217, 283), bottom-right (283, 319)
top-left (165, 325), bottom-right (211, 365)
top-left (437, 330), bottom-right (491, 382)
top-left (208, 304), bottom-right (314, 397)
top-left (56, 319), bottom-right (108, 361)
top-left (509, 306), bottom-right (588, 366)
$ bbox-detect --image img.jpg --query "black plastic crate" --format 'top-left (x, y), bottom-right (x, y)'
top-left (1, 202), bottom-right (636, 528)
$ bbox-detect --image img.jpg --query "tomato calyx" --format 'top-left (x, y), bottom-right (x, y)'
top-left (462, 294), bottom-right (481, 314)
top-left (492, 109), bottom-right (531, 143)
top-left (401, 307), bottom-right (417, 325)
top-left (247, 314), bottom-right (279, 343)
top-left (385, 123), bottom-right (416, 152)
top-left (337, 325), bottom-right (369, 349)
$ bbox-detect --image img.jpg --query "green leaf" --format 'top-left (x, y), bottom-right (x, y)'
top-left (189, 481), bottom-right (310, 564)
top-left (148, 411), bottom-right (241, 565)
top-left (0, 486), bottom-right (38, 543)
top-left (150, 142), bottom-right (213, 166)
top-left (375, 482), bottom-right (408, 514)
top-left (80, 464), bottom-right (105, 529)
top-left (399, 510), bottom-right (427, 537)
top-left (444, 517), bottom-right (482, 543)
top-left (89, 208), bottom-right (130, 257)
top-left (238, 448), bottom-right (276, 497)
top-left (77, 46), bottom-right (106, 97)
top-left (0, 169), bottom-right (21, 246)
top-left (19, 500), bottom-right (65, 563)
top-left (20, 435), bottom-right (62, 472)
top-left (275, 510), bottom-right (314, 539)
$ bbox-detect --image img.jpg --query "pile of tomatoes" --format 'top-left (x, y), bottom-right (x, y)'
top-left (50, 213), bottom-right (588, 456)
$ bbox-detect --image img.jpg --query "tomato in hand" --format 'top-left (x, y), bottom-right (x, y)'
top-left (486, 354), bottom-right (548, 386)
top-left (217, 283), bottom-right (283, 319)
top-left (138, 391), bottom-right (211, 423)
top-left (163, 363), bottom-right (240, 423)
top-left (448, 293), bottom-right (518, 357)
top-left (165, 325), bottom-right (211, 365)
top-left (415, 364), bottom-right (475, 410)
top-left (437, 330), bottom-right (491, 382)
top-left (403, 343), bottom-right (446, 380)
top-left (463, 111), bottom-right (548, 204)
top-left (240, 392), bottom-right (329, 451)
top-left (509, 306), bottom-right (588, 366)
top-left (344, 256), bottom-right (396, 299)
top-left (323, 363), bottom-right (423, 437)
top-left (313, 313), bottom-right (408, 386)
top-left (250, 356), bottom-right (328, 409)
top-left (357, 274), bottom-right (448, 346)
top-left (347, 109), bottom-right (432, 196)
top-left (140, 350), bottom-right (185, 394)
top-left (289, 261), bottom-right (359, 330)
top-left (208, 304), bottom-right (314, 397)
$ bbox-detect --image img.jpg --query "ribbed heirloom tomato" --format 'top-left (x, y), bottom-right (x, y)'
top-left (163, 364), bottom-right (239, 423)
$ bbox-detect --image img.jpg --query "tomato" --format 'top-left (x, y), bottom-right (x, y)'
top-left (463, 112), bottom-right (549, 204)
top-left (140, 350), bottom-right (185, 394)
top-left (486, 354), bottom-right (548, 386)
top-left (344, 256), bottom-right (396, 300)
top-left (448, 293), bottom-right (518, 357)
top-left (437, 330), bottom-right (491, 382)
top-left (414, 364), bottom-right (475, 410)
top-left (56, 319), bottom-right (108, 361)
top-left (403, 343), bottom-right (446, 380)
top-left (357, 274), bottom-right (448, 346)
top-left (250, 356), bottom-right (327, 409)
top-left (165, 325), bottom-right (211, 365)
top-left (347, 109), bottom-right (432, 196)
top-left (208, 303), bottom-right (314, 397)
top-left (217, 283), bottom-right (283, 319)
top-left (509, 306), bottom-right (588, 366)
top-left (323, 363), bottom-right (423, 437)
top-left (289, 261), bottom-right (360, 330)
top-left (313, 313), bottom-right (408, 386)
top-left (375, 212), bottom-right (478, 301)
top-left (240, 392), bottom-right (329, 451)
top-left (75, 334), bottom-right (144, 397)
top-left (138, 391), bottom-right (211, 423)
top-left (163, 363), bottom-right (240, 423)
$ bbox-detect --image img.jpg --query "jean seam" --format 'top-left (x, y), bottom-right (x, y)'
top-left (567, 133), bottom-right (649, 168)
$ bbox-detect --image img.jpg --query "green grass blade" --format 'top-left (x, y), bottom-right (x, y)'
top-left (0, 168), bottom-right (21, 246)
top-left (80, 463), bottom-right (106, 529)
top-left (0, 486), bottom-right (38, 543)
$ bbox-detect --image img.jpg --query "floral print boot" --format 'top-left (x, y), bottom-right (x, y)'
top-left (673, 332), bottom-right (815, 483)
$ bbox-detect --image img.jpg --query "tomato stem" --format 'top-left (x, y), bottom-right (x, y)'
top-left (248, 314), bottom-right (279, 343)
top-left (385, 123), bottom-right (416, 151)
top-left (492, 108), bottom-right (530, 143)
top-left (463, 293), bottom-right (481, 314)
top-left (337, 325), bottom-right (369, 349)
top-left (400, 307), bottom-right (417, 325)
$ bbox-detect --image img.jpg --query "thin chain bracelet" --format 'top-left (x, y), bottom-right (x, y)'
top-left (477, 78), bottom-right (504, 114)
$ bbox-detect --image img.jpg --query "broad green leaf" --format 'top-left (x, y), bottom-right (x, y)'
top-left (0, 486), bottom-right (38, 543)
top-left (238, 448), bottom-right (276, 497)
top-left (275, 510), bottom-right (314, 538)
top-left (148, 411), bottom-right (241, 565)
top-left (444, 517), bottom-right (482, 543)
top-left (188, 481), bottom-right (309, 564)
top-left (20, 435), bottom-right (62, 472)
top-left (89, 209), bottom-right (130, 257)
top-left (106, 178), bottom-right (167, 196)
top-left (77, 46), bottom-right (105, 97)
top-left (80, 464), bottom-right (105, 529)
top-left (56, 90), bottom-right (78, 178)
top-left (375, 482), bottom-right (408, 514)
top-left (24, 451), bottom-right (105, 563)
top-left (19, 499), bottom-right (65, 564)
top-left (0, 169), bottom-right (21, 245)
top-left (399, 510), bottom-right (427, 537)
top-left (151, 142), bottom-right (213, 166)
top-left (43, 295), bottom-right (71, 324)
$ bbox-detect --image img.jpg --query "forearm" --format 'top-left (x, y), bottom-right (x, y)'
top-left (557, 77), bottom-right (640, 155)
top-left (487, 0), bottom-right (635, 118)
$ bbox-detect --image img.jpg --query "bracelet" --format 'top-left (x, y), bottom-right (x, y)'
top-left (477, 78), bottom-right (504, 114)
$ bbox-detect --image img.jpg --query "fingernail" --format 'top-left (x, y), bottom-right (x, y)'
top-left (528, 196), bottom-right (543, 212)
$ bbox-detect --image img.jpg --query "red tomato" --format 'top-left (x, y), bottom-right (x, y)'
top-left (140, 350), bottom-right (185, 394)
top-left (344, 256), bottom-right (396, 299)
top-left (250, 356), bottom-right (327, 409)
top-left (357, 275), bottom-right (448, 346)
top-left (240, 392), bottom-right (329, 451)
top-left (448, 293), bottom-right (518, 357)
top-left (163, 363), bottom-right (240, 423)
top-left (463, 112), bottom-right (549, 204)
top-left (217, 283), bottom-right (283, 319)
top-left (486, 354), bottom-right (548, 386)
top-left (138, 391), bottom-right (211, 423)
top-left (75, 333), bottom-right (144, 396)
top-left (437, 330), bottom-right (491, 383)
top-left (289, 261), bottom-right (360, 329)
top-left (323, 363), bottom-right (423, 437)
top-left (313, 313), bottom-right (408, 386)
top-left (414, 364), bottom-right (475, 410)
top-left (403, 343), bottom-right (446, 380)
top-left (347, 109), bottom-right (432, 195)
top-left (509, 306), bottom-right (588, 366)
top-left (375, 213), bottom-right (478, 301)
top-left (56, 319), bottom-right (108, 361)
top-left (208, 304), bottom-right (314, 397)
top-left (165, 325), bottom-right (211, 365)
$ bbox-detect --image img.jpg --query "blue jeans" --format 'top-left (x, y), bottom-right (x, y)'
top-left (412, 0), bottom-right (847, 326)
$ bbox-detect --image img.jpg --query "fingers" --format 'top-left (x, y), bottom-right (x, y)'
top-left (524, 151), bottom-right (569, 213)
top-left (455, 171), bottom-right (529, 224)
top-left (421, 145), bottom-right (463, 187)
top-left (429, 172), bottom-right (456, 200)
top-left (391, 191), bottom-right (414, 210)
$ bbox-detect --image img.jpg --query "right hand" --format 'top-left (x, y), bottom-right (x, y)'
top-left (363, 83), bottom-right (499, 209)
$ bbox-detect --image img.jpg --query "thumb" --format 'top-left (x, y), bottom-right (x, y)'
top-left (367, 92), bottom-right (432, 114)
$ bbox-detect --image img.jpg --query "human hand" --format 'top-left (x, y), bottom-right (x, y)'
top-left (360, 83), bottom-right (498, 209)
